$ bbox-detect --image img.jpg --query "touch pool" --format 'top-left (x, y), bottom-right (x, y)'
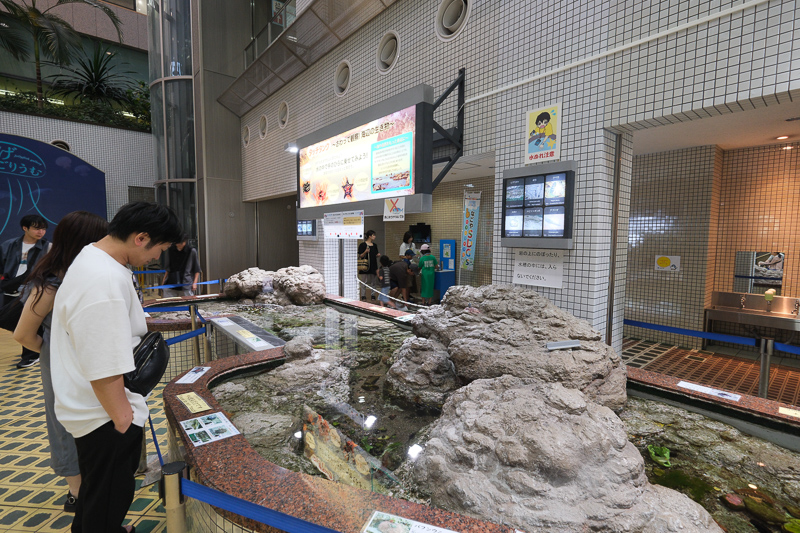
top-left (162, 294), bottom-right (800, 533)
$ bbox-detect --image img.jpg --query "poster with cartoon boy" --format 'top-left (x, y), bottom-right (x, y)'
top-left (525, 102), bottom-right (561, 164)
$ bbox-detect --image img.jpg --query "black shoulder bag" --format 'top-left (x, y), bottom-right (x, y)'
top-left (124, 331), bottom-right (171, 396)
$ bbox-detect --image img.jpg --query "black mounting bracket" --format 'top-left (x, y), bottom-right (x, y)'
top-left (431, 68), bottom-right (465, 190)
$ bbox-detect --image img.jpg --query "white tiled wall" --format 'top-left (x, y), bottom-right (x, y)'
top-left (239, 0), bottom-right (800, 350)
top-left (0, 111), bottom-right (156, 219)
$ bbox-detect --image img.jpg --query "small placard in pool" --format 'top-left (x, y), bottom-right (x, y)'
top-left (362, 510), bottom-right (459, 533)
top-left (211, 317), bottom-right (235, 326)
top-left (677, 381), bottom-right (741, 402)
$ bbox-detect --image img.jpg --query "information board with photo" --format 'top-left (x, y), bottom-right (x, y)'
top-left (299, 106), bottom-right (416, 209)
top-left (180, 412), bottom-right (240, 447)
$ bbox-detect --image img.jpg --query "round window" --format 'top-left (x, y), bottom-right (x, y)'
top-left (242, 126), bottom-right (250, 147)
top-left (334, 60), bottom-right (351, 96)
top-left (259, 115), bottom-right (268, 138)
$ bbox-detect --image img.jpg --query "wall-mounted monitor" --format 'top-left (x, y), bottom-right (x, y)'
top-left (500, 162), bottom-right (576, 249)
top-left (296, 219), bottom-right (317, 241)
top-left (409, 222), bottom-right (431, 244)
top-left (296, 85), bottom-right (433, 220)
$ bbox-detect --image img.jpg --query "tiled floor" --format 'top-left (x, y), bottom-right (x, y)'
top-left (623, 338), bottom-right (800, 407)
top-left (0, 330), bottom-right (168, 532)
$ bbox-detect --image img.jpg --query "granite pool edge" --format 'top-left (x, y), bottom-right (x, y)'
top-left (162, 347), bottom-right (518, 533)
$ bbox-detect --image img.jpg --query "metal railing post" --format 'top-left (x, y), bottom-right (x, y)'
top-left (758, 338), bottom-right (773, 398)
top-left (189, 304), bottom-right (201, 366)
top-left (160, 461), bottom-right (187, 533)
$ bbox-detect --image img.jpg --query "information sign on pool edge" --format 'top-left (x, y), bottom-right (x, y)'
top-left (324, 210), bottom-right (364, 239)
top-left (299, 106), bottom-right (416, 208)
top-left (513, 248), bottom-right (564, 289)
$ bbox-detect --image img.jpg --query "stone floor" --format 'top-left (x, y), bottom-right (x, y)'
top-left (622, 338), bottom-right (800, 407)
top-left (0, 330), bottom-right (168, 532)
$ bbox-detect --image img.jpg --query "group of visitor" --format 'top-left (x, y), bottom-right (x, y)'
top-left (357, 230), bottom-right (438, 309)
top-left (0, 203), bottom-right (186, 533)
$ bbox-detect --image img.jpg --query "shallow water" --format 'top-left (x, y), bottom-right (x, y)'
top-left (205, 302), bottom-right (800, 528)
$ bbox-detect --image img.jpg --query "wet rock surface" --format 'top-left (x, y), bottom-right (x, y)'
top-left (409, 284), bottom-right (627, 410)
top-left (385, 337), bottom-right (459, 410)
top-left (223, 265), bottom-right (325, 305)
top-left (409, 375), bottom-right (719, 532)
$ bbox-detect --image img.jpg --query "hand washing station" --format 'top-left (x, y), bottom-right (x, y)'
top-left (704, 291), bottom-right (800, 397)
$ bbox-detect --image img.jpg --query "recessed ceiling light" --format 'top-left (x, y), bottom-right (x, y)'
top-left (776, 136), bottom-right (789, 140)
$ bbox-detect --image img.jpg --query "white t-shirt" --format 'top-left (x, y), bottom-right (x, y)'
top-left (15, 242), bottom-right (35, 277)
top-left (51, 244), bottom-right (149, 438)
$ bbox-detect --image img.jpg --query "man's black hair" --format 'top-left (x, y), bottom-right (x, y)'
top-left (20, 214), bottom-right (48, 230)
top-left (108, 202), bottom-right (183, 245)
top-left (536, 112), bottom-right (551, 125)
top-left (365, 229), bottom-right (376, 239)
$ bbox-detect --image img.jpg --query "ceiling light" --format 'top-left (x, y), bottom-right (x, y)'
top-left (363, 415), bottom-right (377, 428)
top-left (776, 136), bottom-right (789, 140)
top-left (783, 146), bottom-right (793, 150)
top-left (284, 142), bottom-right (298, 153)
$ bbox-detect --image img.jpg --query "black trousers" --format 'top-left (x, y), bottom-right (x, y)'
top-left (73, 421), bottom-right (143, 533)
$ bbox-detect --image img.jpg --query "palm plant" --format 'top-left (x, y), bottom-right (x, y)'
top-left (0, 0), bottom-right (123, 108)
top-left (47, 44), bottom-right (136, 105)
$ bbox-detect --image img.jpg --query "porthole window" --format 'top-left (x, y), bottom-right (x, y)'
top-left (51, 140), bottom-right (70, 151)
top-left (242, 125), bottom-right (250, 147)
top-left (334, 60), bottom-right (351, 96)
top-left (376, 31), bottom-right (400, 75)
top-left (259, 115), bottom-right (268, 139)
top-left (435, 0), bottom-right (471, 42)
top-left (278, 101), bottom-right (289, 129)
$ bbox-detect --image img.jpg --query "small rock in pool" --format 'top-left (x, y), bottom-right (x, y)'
top-left (719, 493), bottom-right (744, 510)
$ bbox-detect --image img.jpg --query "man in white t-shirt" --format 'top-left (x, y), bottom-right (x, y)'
top-left (51, 202), bottom-right (182, 533)
top-left (0, 214), bottom-right (50, 368)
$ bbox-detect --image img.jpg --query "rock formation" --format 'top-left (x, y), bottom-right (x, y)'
top-left (412, 376), bottom-right (721, 532)
top-left (223, 265), bottom-right (326, 306)
top-left (385, 337), bottom-right (459, 409)
top-left (389, 284), bottom-right (626, 411)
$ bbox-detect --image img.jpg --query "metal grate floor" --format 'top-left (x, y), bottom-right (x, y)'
top-left (623, 338), bottom-right (800, 407)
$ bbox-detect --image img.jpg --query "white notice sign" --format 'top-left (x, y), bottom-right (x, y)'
top-left (677, 381), bottom-right (741, 401)
top-left (383, 197), bottom-right (405, 221)
top-left (513, 249), bottom-right (563, 289)
top-left (324, 210), bottom-right (364, 239)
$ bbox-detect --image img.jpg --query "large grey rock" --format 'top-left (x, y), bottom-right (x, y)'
top-left (283, 335), bottom-right (314, 360)
top-left (224, 265), bottom-right (326, 305)
top-left (273, 265), bottom-right (326, 305)
top-left (385, 337), bottom-right (459, 409)
top-left (410, 284), bottom-right (627, 410)
top-left (412, 376), bottom-right (720, 533)
top-left (256, 350), bottom-right (350, 409)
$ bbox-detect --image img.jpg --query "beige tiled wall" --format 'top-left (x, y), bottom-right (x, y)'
top-left (383, 175), bottom-right (495, 288)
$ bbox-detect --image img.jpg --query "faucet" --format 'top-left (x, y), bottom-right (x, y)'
top-left (740, 295), bottom-right (747, 309)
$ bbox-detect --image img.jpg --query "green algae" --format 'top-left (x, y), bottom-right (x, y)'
top-left (652, 469), bottom-right (713, 502)
top-left (647, 445), bottom-right (672, 467)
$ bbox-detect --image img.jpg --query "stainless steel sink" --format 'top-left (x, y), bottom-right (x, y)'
top-left (706, 295), bottom-right (800, 331)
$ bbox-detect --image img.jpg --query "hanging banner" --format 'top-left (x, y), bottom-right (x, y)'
top-left (525, 102), bottom-right (561, 164)
top-left (460, 191), bottom-right (481, 271)
top-left (383, 197), bottom-right (405, 221)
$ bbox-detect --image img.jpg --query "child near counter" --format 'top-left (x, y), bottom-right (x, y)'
top-left (418, 244), bottom-right (438, 306)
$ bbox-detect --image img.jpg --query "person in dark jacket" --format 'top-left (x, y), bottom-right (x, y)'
top-left (0, 214), bottom-right (50, 368)
top-left (161, 234), bottom-right (202, 297)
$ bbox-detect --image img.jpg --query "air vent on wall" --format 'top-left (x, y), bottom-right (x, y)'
top-left (334, 60), bottom-right (351, 96)
top-left (242, 126), bottom-right (250, 147)
top-left (259, 115), bottom-right (268, 138)
top-left (436, 0), bottom-right (471, 42)
top-left (376, 31), bottom-right (400, 75)
top-left (278, 101), bottom-right (289, 129)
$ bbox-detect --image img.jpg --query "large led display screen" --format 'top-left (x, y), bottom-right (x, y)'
top-left (299, 105), bottom-right (416, 208)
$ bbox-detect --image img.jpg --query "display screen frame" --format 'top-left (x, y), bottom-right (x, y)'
top-left (295, 85), bottom-right (433, 220)
top-left (500, 162), bottom-right (576, 249)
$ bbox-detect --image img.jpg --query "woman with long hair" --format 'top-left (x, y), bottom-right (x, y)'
top-left (13, 211), bottom-right (108, 514)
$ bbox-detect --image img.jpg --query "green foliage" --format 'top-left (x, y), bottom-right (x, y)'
top-left (652, 469), bottom-right (713, 502)
top-left (47, 44), bottom-right (136, 105)
top-left (647, 444), bottom-right (672, 467)
top-left (0, 91), bottom-right (150, 132)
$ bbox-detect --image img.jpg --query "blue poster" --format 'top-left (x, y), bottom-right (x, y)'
top-left (460, 192), bottom-right (481, 271)
top-left (0, 134), bottom-right (107, 241)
